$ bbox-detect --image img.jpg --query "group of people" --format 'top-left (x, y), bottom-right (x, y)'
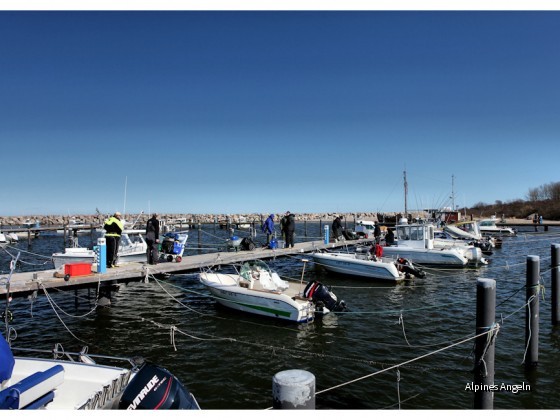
top-left (102, 212), bottom-right (160, 268)
top-left (261, 211), bottom-right (296, 248)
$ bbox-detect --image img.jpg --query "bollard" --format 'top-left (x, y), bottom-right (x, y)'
top-left (323, 225), bottom-right (329, 245)
top-left (525, 255), bottom-right (540, 368)
top-left (474, 278), bottom-right (496, 410)
top-left (272, 369), bottom-right (315, 409)
top-left (552, 244), bottom-right (560, 326)
top-left (95, 238), bottom-right (107, 274)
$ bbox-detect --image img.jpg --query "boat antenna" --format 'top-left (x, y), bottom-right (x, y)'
top-left (403, 170), bottom-right (408, 218)
top-left (299, 259), bottom-right (309, 295)
top-left (3, 252), bottom-right (20, 344)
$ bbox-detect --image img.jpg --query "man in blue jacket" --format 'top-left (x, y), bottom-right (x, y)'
top-left (261, 214), bottom-right (275, 247)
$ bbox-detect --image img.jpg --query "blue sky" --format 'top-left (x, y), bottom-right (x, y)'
top-left (1, 10), bottom-right (559, 216)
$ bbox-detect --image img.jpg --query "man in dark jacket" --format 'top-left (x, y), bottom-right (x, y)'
top-left (285, 211), bottom-right (296, 248)
top-left (332, 215), bottom-right (343, 241)
top-left (146, 213), bottom-right (160, 265)
top-left (104, 212), bottom-right (124, 268)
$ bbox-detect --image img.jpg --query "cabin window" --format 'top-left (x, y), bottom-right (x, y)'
top-left (410, 226), bottom-right (424, 240)
top-left (397, 226), bottom-right (409, 240)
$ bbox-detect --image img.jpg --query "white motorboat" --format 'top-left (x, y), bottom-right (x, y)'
top-left (52, 230), bottom-right (148, 269)
top-left (311, 249), bottom-right (425, 282)
top-left (199, 260), bottom-right (347, 322)
top-left (1, 341), bottom-right (200, 410)
top-left (444, 221), bottom-right (497, 253)
top-left (0, 233), bottom-right (9, 248)
top-left (381, 219), bottom-right (487, 267)
top-left (478, 216), bottom-right (516, 237)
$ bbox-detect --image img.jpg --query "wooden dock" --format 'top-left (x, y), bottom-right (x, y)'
top-left (1, 238), bottom-right (369, 299)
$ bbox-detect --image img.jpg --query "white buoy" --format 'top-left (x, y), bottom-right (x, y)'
top-left (272, 369), bottom-right (315, 409)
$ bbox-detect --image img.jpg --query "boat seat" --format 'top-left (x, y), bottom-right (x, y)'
top-left (0, 364), bottom-right (65, 409)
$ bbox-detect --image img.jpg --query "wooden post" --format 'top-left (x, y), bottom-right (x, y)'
top-left (304, 219), bottom-right (307, 238)
top-left (474, 278), bottom-right (496, 410)
top-left (197, 221), bottom-right (202, 255)
top-left (525, 255), bottom-right (540, 368)
top-left (552, 244), bottom-right (560, 326)
top-left (272, 370), bottom-right (315, 409)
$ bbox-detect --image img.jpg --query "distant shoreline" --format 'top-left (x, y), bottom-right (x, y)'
top-left (1, 212), bottom-right (556, 227)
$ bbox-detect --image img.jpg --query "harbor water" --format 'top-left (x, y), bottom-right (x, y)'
top-left (1, 222), bottom-right (560, 409)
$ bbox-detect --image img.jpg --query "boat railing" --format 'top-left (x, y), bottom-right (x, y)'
top-left (11, 345), bottom-right (143, 369)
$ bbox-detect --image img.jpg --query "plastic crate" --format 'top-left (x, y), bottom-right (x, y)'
top-left (64, 263), bottom-right (92, 277)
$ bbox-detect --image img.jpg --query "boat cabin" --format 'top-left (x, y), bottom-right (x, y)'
top-left (395, 220), bottom-right (435, 250)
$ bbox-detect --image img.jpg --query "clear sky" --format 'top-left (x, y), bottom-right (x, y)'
top-left (1, 9), bottom-right (559, 216)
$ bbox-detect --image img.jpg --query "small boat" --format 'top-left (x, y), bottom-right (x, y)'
top-left (311, 249), bottom-right (425, 282)
top-left (478, 216), bottom-right (516, 237)
top-left (22, 219), bottom-right (40, 230)
top-left (1, 339), bottom-right (200, 410)
top-left (443, 222), bottom-right (497, 253)
top-left (0, 232), bottom-right (9, 248)
top-left (52, 230), bottom-right (148, 269)
top-left (199, 260), bottom-right (347, 322)
top-left (381, 219), bottom-right (487, 267)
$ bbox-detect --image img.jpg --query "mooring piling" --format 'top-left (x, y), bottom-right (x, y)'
top-left (474, 278), bottom-right (496, 410)
top-left (552, 244), bottom-right (560, 326)
top-left (525, 255), bottom-right (540, 368)
top-left (272, 369), bottom-right (315, 409)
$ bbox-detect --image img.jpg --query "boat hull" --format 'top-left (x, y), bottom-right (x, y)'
top-left (382, 246), bottom-right (468, 266)
top-left (311, 252), bottom-right (404, 281)
top-left (199, 272), bottom-right (313, 322)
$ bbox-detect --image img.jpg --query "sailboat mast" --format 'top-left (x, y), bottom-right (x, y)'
top-left (403, 170), bottom-right (408, 218)
top-left (123, 176), bottom-right (127, 218)
top-left (451, 174), bottom-right (455, 211)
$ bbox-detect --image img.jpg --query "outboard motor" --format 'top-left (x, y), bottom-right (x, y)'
top-left (396, 258), bottom-right (426, 279)
top-left (119, 363), bottom-right (200, 410)
top-left (303, 281), bottom-right (347, 312)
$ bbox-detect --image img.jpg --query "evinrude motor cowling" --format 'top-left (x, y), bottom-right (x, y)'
top-left (303, 281), bottom-right (348, 313)
top-left (119, 363), bottom-right (200, 410)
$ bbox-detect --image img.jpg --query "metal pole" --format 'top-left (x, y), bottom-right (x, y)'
top-left (198, 222), bottom-right (201, 255)
top-left (474, 278), bottom-right (496, 410)
top-left (552, 244), bottom-right (560, 326)
top-left (525, 255), bottom-right (540, 368)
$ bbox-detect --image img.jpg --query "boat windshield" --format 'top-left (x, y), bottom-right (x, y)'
top-left (397, 225), bottom-right (426, 241)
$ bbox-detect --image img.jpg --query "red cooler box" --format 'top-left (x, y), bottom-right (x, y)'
top-left (64, 263), bottom-right (92, 277)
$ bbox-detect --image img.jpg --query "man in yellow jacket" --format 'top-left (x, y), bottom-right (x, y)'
top-left (104, 212), bottom-right (124, 268)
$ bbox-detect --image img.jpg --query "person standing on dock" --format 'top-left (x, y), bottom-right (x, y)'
top-left (146, 213), bottom-right (160, 265)
top-left (280, 212), bottom-right (288, 243)
top-left (374, 221), bottom-right (381, 244)
top-left (285, 211), bottom-right (295, 248)
top-left (332, 215), bottom-right (343, 242)
top-left (261, 214), bottom-right (275, 247)
top-left (103, 212), bottom-right (124, 268)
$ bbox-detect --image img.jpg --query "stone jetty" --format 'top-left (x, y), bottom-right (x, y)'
top-left (0, 212), bottom-right (403, 227)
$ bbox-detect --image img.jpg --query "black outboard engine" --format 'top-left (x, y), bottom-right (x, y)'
top-left (119, 363), bottom-right (200, 410)
top-left (303, 281), bottom-right (347, 312)
top-left (396, 258), bottom-right (426, 279)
